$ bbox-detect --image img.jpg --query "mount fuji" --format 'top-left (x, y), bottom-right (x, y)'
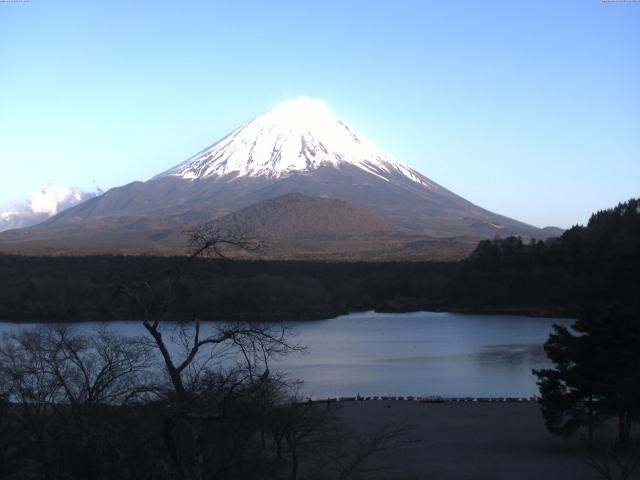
top-left (160, 96), bottom-right (434, 187)
top-left (0, 97), bottom-right (557, 256)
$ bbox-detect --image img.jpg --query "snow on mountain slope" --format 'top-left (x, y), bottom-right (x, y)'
top-left (159, 97), bottom-right (439, 189)
top-left (21, 96), bottom-right (555, 242)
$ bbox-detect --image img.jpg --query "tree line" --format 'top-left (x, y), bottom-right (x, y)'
top-left (1, 198), bottom-right (638, 325)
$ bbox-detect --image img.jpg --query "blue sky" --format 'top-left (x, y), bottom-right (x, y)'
top-left (1, 0), bottom-right (638, 228)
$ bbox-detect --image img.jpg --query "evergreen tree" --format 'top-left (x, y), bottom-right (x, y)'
top-left (534, 307), bottom-right (640, 447)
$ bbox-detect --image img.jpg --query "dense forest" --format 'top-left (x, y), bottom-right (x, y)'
top-left (0, 198), bottom-right (638, 322)
top-left (470, 198), bottom-right (640, 313)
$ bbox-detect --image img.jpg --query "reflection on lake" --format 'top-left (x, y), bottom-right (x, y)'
top-left (0, 311), bottom-right (572, 398)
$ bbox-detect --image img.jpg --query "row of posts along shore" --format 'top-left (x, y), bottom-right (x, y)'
top-left (302, 395), bottom-right (538, 406)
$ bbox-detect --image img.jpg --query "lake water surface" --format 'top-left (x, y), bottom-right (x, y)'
top-left (0, 311), bottom-right (572, 398)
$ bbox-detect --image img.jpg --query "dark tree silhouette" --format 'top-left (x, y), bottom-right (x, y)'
top-left (0, 327), bottom-right (154, 480)
top-left (534, 307), bottom-right (640, 447)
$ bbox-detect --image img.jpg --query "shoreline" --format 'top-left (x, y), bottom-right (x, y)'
top-left (305, 395), bottom-right (538, 403)
top-left (0, 306), bottom-right (576, 324)
top-left (0, 254), bottom-right (581, 323)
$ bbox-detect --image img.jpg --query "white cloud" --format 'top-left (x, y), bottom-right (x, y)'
top-left (0, 185), bottom-right (102, 232)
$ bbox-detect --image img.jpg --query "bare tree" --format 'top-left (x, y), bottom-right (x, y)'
top-left (133, 223), bottom-right (301, 409)
top-left (0, 326), bottom-right (155, 480)
top-left (36, 326), bottom-right (154, 407)
top-left (114, 223), bottom-right (304, 480)
top-left (334, 422), bottom-right (406, 480)
top-left (281, 401), bottom-right (336, 480)
top-left (587, 442), bottom-right (640, 480)
top-left (0, 329), bottom-right (68, 479)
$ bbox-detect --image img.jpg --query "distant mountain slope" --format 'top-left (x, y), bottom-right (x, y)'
top-left (541, 226), bottom-right (565, 237)
top-left (210, 192), bottom-right (401, 239)
top-left (41, 97), bottom-right (552, 240)
top-left (0, 193), bottom-right (477, 260)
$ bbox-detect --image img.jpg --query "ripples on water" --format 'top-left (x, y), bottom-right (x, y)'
top-left (0, 311), bottom-right (572, 398)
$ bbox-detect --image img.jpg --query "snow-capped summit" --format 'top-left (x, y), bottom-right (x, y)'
top-left (30, 97), bottom-right (554, 242)
top-left (160, 96), bottom-right (436, 188)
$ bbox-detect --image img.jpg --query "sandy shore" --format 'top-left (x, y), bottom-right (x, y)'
top-left (334, 400), bottom-right (609, 480)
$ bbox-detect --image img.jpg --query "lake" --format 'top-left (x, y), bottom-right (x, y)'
top-left (0, 311), bottom-right (572, 399)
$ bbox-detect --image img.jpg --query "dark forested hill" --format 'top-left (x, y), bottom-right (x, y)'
top-left (465, 198), bottom-right (640, 313)
top-left (0, 199), bottom-right (637, 322)
top-left (209, 193), bottom-right (401, 238)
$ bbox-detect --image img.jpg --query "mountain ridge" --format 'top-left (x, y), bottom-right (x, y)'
top-left (0, 97), bottom-right (560, 257)
top-left (158, 96), bottom-right (435, 188)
